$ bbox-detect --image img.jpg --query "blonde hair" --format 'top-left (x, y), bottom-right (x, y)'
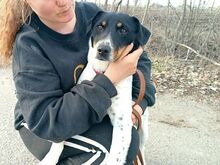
top-left (0, 0), bottom-right (32, 65)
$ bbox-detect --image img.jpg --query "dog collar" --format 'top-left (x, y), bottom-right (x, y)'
top-left (93, 68), bottom-right (103, 75)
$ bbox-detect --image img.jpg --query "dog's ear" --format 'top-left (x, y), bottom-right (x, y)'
top-left (87, 11), bottom-right (105, 34)
top-left (91, 11), bottom-right (105, 29)
top-left (132, 16), bottom-right (151, 46)
top-left (89, 11), bottom-right (105, 48)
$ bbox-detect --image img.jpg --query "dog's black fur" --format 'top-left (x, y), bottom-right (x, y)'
top-left (90, 12), bottom-right (151, 61)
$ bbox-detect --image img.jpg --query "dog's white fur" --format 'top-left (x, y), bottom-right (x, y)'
top-left (39, 38), bottom-right (148, 165)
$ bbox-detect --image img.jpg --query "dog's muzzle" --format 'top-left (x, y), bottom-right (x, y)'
top-left (96, 43), bottom-right (112, 61)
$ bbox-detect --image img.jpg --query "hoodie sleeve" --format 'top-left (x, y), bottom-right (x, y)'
top-left (132, 51), bottom-right (156, 112)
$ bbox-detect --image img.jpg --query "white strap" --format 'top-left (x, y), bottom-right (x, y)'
top-left (81, 151), bottom-right (102, 165)
top-left (64, 141), bottom-right (96, 153)
top-left (72, 135), bottom-right (109, 164)
top-left (72, 135), bottom-right (109, 153)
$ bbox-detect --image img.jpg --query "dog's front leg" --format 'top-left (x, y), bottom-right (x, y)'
top-left (106, 78), bottom-right (133, 165)
top-left (107, 116), bottom-right (133, 165)
top-left (39, 141), bottom-right (64, 165)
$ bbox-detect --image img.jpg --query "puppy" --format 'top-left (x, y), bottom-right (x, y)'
top-left (39, 12), bottom-right (150, 165)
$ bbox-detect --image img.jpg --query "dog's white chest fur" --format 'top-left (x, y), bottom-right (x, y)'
top-left (77, 47), bottom-right (133, 165)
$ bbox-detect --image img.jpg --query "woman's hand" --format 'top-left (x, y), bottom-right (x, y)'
top-left (132, 101), bottom-right (143, 124)
top-left (104, 44), bottom-right (143, 84)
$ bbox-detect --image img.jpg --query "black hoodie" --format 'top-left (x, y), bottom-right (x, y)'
top-left (12, 2), bottom-right (156, 142)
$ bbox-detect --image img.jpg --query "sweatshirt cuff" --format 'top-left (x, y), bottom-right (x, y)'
top-left (93, 74), bottom-right (117, 98)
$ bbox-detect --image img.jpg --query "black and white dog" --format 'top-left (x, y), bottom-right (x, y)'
top-left (39, 12), bottom-right (150, 165)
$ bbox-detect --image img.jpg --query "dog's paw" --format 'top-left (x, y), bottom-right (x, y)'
top-left (38, 160), bottom-right (56, 165)
top-left (38, 156), bottom-right (58, 165)
top-left (38, 160), bottom-right (52, 165)
top-left (38, 142), bottom-right (64, 165)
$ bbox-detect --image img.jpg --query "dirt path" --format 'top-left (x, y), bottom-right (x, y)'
top-left (145, 94), bottom-right (220, 165)
top-left (0, 67), bottom-right (220, 165)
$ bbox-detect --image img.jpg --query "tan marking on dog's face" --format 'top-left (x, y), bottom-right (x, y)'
top-left (101, 21), bottom-right (107, 27)
top-left (116, 22), bottom-right (123, 28)
top-left (113, 46), bottom-right (127, 62)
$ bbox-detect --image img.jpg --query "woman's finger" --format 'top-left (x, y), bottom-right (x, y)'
top-left (132, 114), bottom-right (137, 124)
top-left (129, 46), bottom-right (143, 59)
top-left (118, 43), bottom-right (134, 60)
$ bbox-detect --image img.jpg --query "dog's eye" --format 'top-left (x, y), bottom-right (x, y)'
top-left (119, 28), bottom-right (128, 34)
top-left (96, 25), bottom-right (104, 31)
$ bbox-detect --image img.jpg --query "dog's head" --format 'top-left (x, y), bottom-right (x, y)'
top-left (90, 12), bottom-right (151, 62)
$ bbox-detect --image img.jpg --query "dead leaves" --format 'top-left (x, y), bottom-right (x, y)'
top-left (152, 57), bottom-right (220, 106)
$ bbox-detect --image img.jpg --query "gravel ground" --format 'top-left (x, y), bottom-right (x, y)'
top-left (0, 67), bottom-right (38, 165)
top-left (145, 94), bottom-right (220, 165)
top-left (0, 67), bottom-right (220, 165)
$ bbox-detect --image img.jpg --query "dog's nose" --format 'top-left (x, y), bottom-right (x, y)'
top-left (97, 45), bottom-right (111, 56)
top-left (96, 45), bottom-right (111, 61)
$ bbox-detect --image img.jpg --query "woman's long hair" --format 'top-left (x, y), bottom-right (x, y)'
top-left (0, 0), bottom-right (32, 65)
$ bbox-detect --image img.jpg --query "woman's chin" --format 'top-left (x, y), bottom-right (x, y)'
top-left (58, 8), bottom-right (75, 23)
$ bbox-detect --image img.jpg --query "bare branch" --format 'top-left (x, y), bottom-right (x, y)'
top-left (104, 0), bottom-right (108, 10)
top-left (176, 42), bottom-right (220, 67)
top-left (141, 0), bottom-right (150, 24)
top-left (114, 0), bottom-right (123, 12)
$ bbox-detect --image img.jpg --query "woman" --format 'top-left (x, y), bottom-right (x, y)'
top-left (0, 0), bottom-right (156, 164)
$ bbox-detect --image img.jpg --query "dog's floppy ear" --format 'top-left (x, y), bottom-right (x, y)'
top-left (89, 11), bottom-right (105, 48)
top-left (91, 11), bottom-right (105, 29)
top-left (132, 16), bottom-right (151, 46)
top-left (87, 11), bottom-right (105, 34)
